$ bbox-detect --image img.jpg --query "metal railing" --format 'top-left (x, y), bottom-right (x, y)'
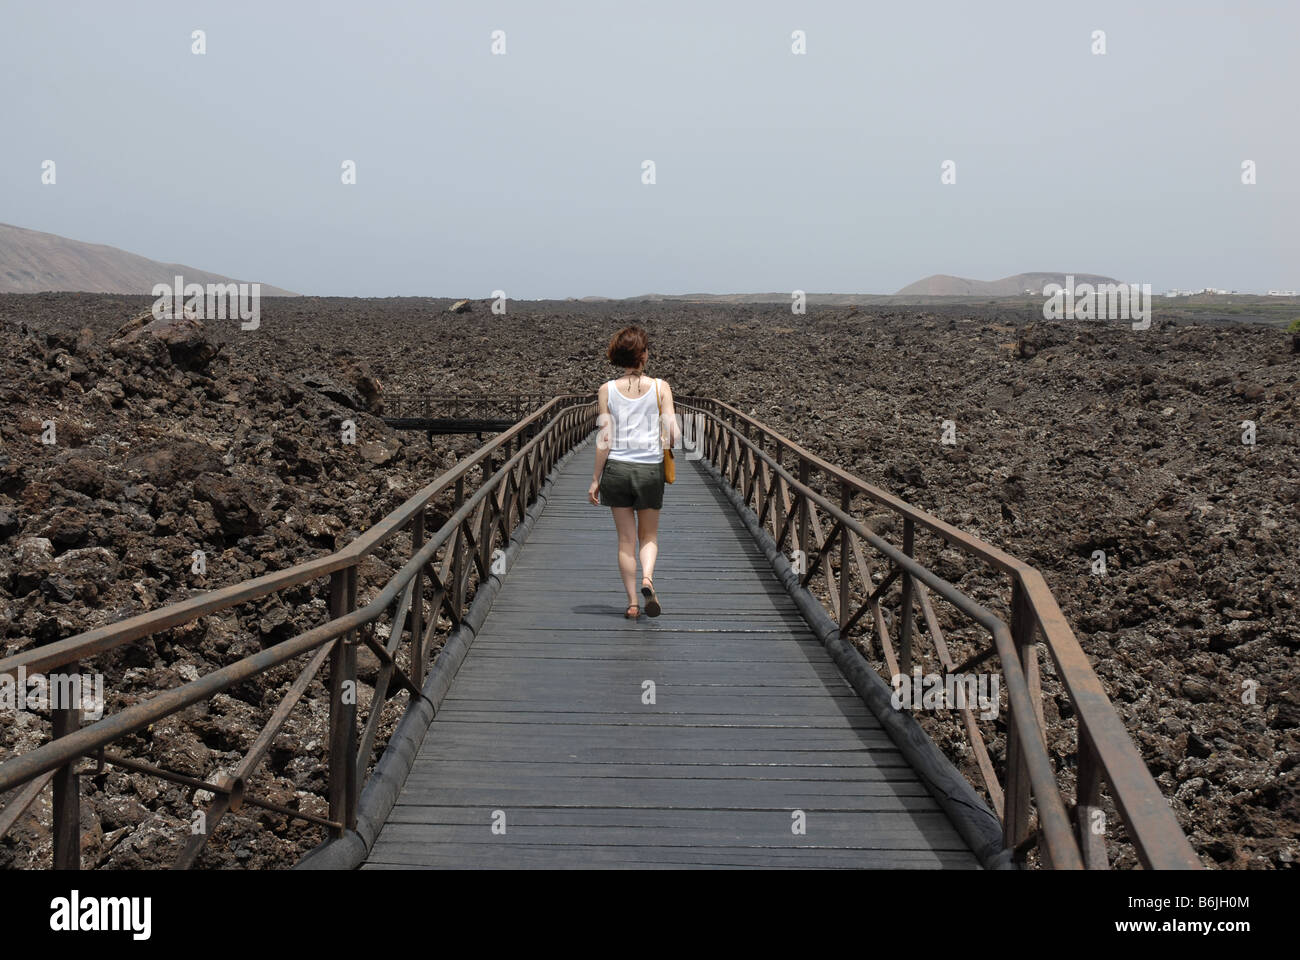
top-left (677, 397), bottom-right (1201, 870)
top-left (0, 396), bottom-right (595, 869)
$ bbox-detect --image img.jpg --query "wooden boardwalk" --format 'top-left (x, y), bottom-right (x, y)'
top-left (362, 449), bottom-right (981, 869)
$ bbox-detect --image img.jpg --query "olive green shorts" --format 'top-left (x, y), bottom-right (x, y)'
top-left (599, 458), bottom-right (665, 510)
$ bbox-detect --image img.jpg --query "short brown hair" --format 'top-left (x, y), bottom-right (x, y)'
top-left (607, 325), bottom-right (648, 368)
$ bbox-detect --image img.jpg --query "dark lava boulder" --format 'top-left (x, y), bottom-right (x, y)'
top-left (125, 440), bottom-right (225, 486)
top-left (192, 474), bottom-right (263, 539)
top-left (112, 316), bottom-right (219, 371)
top-left (301, 372), bottom-right (362, 411)
top-left (0, 508), bottom-right (19, 542)
top-left (328, 352), bottom-right (385, 415)
top-left (40, 507), bottom-right (90, 551)
top-left (51, 451), bottom-right (122, 499)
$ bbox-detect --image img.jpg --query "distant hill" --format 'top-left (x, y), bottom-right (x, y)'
top-left (0, 223), bottom-right (297, 296)
top-left (895, 272), bottom-right (1120, 297)
top-left (616, 275), bottom-right (1127, 305)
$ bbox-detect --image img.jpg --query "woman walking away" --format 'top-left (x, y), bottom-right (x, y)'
top-left (588, 325), bottom-right (679, 619)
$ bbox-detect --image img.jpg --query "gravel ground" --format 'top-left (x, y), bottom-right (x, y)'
top-left (1, 293), bottom-right (1296, 869)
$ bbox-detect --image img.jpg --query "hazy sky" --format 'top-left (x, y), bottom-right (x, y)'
top-left (2, 1), bottom-right (1296, 297)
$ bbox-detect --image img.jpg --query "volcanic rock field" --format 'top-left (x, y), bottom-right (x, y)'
top-left (1, 293), bottom-right (1296, 869)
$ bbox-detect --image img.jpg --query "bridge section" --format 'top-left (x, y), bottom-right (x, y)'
top-left (0, 396), bottom-right (1200, 871)
top-left (363, 450), bottom-right (981, 868)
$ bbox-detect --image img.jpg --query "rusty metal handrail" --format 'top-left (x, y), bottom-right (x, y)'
top-left (0, 395), bottom-right (597, 869)
top-left (676, 397), bottom-right (1200, 870)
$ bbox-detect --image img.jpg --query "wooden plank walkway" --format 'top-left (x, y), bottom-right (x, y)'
top-left (363, 448), bottom-right (981, 869)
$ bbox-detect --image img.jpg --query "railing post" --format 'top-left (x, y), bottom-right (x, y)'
top-left (1076, 727), bottom-right (1108, 869)
top-left (1013, 579), bottom-right (1047, 743)
top-left (772, 442), bottom-right (786, 543)
top-left (740, 421), bottom-right (752, 505)
top-left (733, 430), bottom-right (742, 487)
top-left (452, 477), bottom-right (466, 612)
top-left (411, 508), bottom-right (425, 685)
top-left (899, 518), bottom-right (915, 676)
top-left (1004, 714), bottom-right (1029, 861)
top-left (51, 666), bottom-right (81, 870)
top-left (478, 483), bottom-right (493, 576)
top-left (328, 567), bottom-right (358, 836)
top-left (838, 482), bottom-right (851, 632)
top-left (1003, 578), bottom-right (1038, 862)
top-left (798, 459), bottom-right (810, 565)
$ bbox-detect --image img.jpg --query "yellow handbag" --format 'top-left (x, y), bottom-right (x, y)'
top-left (655, 378), bottom-right (675, 484)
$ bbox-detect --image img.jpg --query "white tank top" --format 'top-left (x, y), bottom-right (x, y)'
top-left (605, 377), bottom-right (663, 464)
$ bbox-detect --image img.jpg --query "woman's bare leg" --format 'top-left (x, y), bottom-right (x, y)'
top-left (611, 507), bottom-right (639, 610)
top-left (637, 508), bottom-right (660, 588)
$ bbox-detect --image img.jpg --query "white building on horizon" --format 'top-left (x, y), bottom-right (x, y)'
top-left (1163, 287), bottom-right (1296, 297)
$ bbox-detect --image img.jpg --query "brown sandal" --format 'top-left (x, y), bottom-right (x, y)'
top-left (624, 603), bottom-right (639, 619)
top-left (641, 579), bottom-right (661, 618)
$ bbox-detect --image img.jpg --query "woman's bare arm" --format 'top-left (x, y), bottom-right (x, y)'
top-left (660, 379), bottom-right (680, 449)
top-left (589, 383), bottom-right (611, 504)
